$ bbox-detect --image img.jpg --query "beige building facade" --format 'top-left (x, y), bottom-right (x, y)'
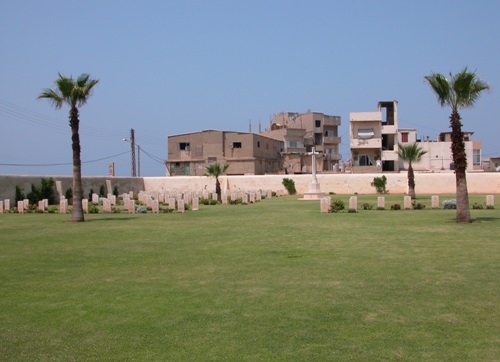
top-left (260, 111), bottom-right (342, 173)
top-left (166, 130), bottom-right (284, 176)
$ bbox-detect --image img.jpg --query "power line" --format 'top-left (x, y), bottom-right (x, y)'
top-left (0, 151), bottom-right (130, 167)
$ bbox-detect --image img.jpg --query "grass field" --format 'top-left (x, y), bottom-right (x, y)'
top-left (1, 194), bottom-right (499, 361)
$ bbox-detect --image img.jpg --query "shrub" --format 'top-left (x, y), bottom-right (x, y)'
top-left (376, 206), bottom-right (385, 210)
top-left (371, 175), bottom-right (388, 194)
top-left (348, 208), bottom-right (357, 213)
top-left (413, 202), bottom-right (426, 210)
top-left (113, 186), bottom-right (119, 197)
top-left (391, 203), bottom-right (401, 210)
top-left (329, 199), bottom-right (345, 213)
top-left (65, 188), bottom-right (73, 204)
top-left (442, 200), bottom-right (457, 209)
top-left (47, 206), bottom-right (58, 214)
top-left (486, 205), bottom-right (495, 210)
top-left (99, 185), bottom-right (106, 197)
top-left (282, 178), bottom-right (297, 195)
top-left (472, 202), bottom-right (484, 210)
top-left (88, 204), bottom-right (99, 214)
top-left (15, 186), bottom-right (25, 204)
top-left (362, 203), bottom-right (373, 210)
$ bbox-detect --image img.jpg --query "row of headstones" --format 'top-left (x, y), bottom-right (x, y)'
top-left (0, 188), bottom-right (284, 214)
top-left (320, 195), bottom-right (496, 213)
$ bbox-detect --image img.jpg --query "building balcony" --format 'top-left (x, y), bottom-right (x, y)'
top-left (323, 136), bottom-right (341, 144)
top-left (323, 117), bottom-right (341, 126)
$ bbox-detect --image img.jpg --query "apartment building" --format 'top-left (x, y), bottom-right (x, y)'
top-left (398, 130), bottom-right (482, 171)
top-left (349, 101), bottom-right (399, 172)
top-left (260, 111), bottom-right (342, 173)
top-left (166, 130), bottom-right (284, 176)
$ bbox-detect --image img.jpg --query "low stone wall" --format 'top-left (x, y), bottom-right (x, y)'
top-left (1, 172), bottom-right (498, 203)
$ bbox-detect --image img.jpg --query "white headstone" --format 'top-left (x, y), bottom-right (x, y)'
top-left (169, 198), bottom-right (176, 210)
top-left (242, 193), bottom-right (248, 205)
top-left (377, 197), bottom-right (385, 209)
top-left (59, 200), bottom-right (67, 214)
top-left (431, 195), bottom-right (439, 208)
top-left (17, 201), bottom-right (24, 214)
top-left (249, 193), bottom-right (255, 204)
top-left (23, 199), bottom-right (29, 210)
top-left (38, 200), bottom-right (45, 212)
top-left (0, 201), bottom-right (3, 214)
top-left (103, 199), bottom-right (111, 213)
top-left (321, 197), bottom-right (331, 213)
top-left (177, 199), bottom-right (185, 213)
top-left (486, 195), bottom-right (494, 207)
top-left (152, 200), bottom-right (159, 214)
top-left (4, 199), bottom-right (10, 211)
top-left (128, 200), bottom-right (135, 214)
top-left (92, 193), bottom-right (99, 204)
top-left (404, 196), bottom-right (412, 209)
top-left (349, 196), bottom-right (357, 210)
top-left (192, 197), bottom-right (199, 211)
top-left (221, 193), bottom-right (228, 205)
top-left (106, 180), bottom-right (112, 195)
top-left (82, 199), bottom-right (89, 213)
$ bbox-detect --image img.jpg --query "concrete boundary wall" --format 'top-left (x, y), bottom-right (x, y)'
top-left (1, 172), bottom-right (498, 203)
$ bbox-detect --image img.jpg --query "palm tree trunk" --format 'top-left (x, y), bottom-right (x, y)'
top-left (215, 178), bottom-right (221, 202)
top-left (450, 111), bottom-right (471, 223)
top-left (408, 164), bottom-right (415, 199)
top-left (70, 107), bottom-right (85, 222)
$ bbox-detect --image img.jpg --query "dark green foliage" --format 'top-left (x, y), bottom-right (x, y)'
top-left (282, 178), bottom-right (297, 195)
top-left (113, 186), bottom-right (119, 197)
top-left (391, 203), bottom-right (401, 210)
top-left (99, 185), bottom-right (106, 197)
top-left (472, 202), bottom-right (484, 209)
top-left (88, 189), bottom-right (94, 200)
top-left (362, 203), bottom-right (373, 210)
top-left (371, 175), bottom-right (388, 194)
top-left (412, 202), bottom-right (426, 210)
top-left (65, 188), bottom-right (73, 204)
top-left (88, 204), bottom-right (99, 214)
top-left (15, 186), bottom-right (25, 203)
top-left (329, 199), bottom-right (345, 213)
top-left (26, 178), bottom-right (56, 205)
top-left (348, 208), bottom-right (357, 213)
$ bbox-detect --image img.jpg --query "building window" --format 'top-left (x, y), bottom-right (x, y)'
top-left (179, 142), bottom-right (190, 150)
top-left (289, 140), bottom-right (298, 148)
top-left (257, 141), bottom-right (260, 148)
top-left (232, 142), bottom-right (242, 148)
top-left (358, 128), bottom-right (374, 139)
top-left (315, 120), bottom-right (321, 127)
top-left (359, 154), bottom-right (374, 166)
top-left (473, 149), bottom-right (481, 165)
top-left (401, 132), bottom-right (408, 143)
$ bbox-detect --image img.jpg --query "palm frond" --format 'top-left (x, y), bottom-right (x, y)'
top-left (424, 73), bottom-right (451, 108)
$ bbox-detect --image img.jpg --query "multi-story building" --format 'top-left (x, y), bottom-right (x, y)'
top-left (350, 100), bottom-right (483, 173)
top-left (349, 101), bottom-right (399, 172)
top-left (260, 111), bottom-right (342, 173)
top-left (166, 130), bottom-right (284, 176)
top-left (398, 130), bottom-right (482, 171)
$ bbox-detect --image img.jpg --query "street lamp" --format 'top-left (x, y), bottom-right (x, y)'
top-left (123, 138), bottom-right (141, 177)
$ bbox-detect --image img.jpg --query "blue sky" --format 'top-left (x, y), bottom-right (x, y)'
top-left (1, 0), bottom-right (499, 176)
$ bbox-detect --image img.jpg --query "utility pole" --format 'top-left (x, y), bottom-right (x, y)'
top-left (130, 128), bottom-right (137, 177)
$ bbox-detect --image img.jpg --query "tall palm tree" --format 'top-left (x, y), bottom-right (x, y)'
top-left (424, 67), bottom-right (489, 223)
top-left (398, 143), bottom-right (427, 200)
top-left (38, 73), bottom-right (99, 222)
top-left (205, 163), bottom-right (229, 202)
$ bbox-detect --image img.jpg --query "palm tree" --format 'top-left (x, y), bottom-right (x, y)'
top-left (424, 67), bottom-right (489, 223)
top-left (205, 163), bottom-right (229, 202)
top-left (398, 143), bottom-right (427, 200)
top-left (38, 73), bottom-right (99, 222)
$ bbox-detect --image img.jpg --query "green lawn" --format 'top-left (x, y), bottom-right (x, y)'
top-left (1, 195), bottom-right (499, 361)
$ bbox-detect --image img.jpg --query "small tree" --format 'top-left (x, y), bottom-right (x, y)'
top-left (15, 186), bottom-right (25, 204)
top-left (205, 163), bottom-right (229, 202)
top-left (282, 178), bottom-right (297, 195)
top-left (371, 175), bottom-right (388, 194)
top-left (398, 143), bottom-right (427, 199)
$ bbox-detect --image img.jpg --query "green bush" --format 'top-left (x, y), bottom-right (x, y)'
top-left (15, 186), bottom-right (25, 204)
top-left (329, 199), bottom-right (345, 213)
top-left (282, 178), bottom-right (297, 195)
top-left (362, 203), bottom-right (373, 210)
top-left (472, 202), bottom-right (484, 210)
top-left (413, 202), bottom-right (426, 210)
top-left (348, 208), bottom-right (357, 213)
top-left (391, 203), bottom-right (401, 210)
top-left (371, 175), bottom-right (388, 194)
